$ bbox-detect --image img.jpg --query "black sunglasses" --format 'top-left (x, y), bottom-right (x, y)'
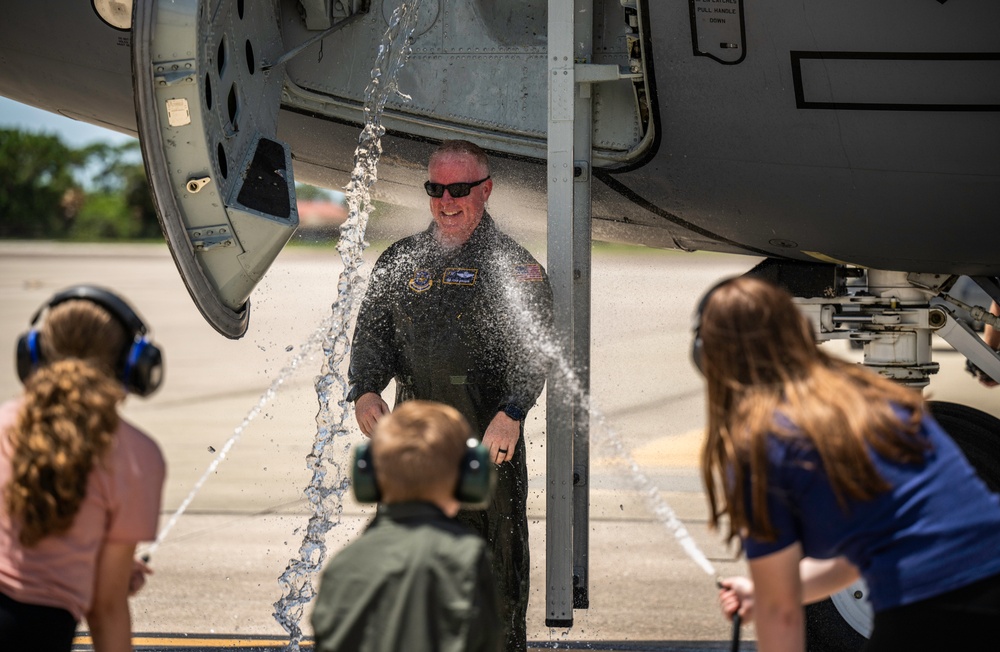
top-left (423, 176), bottom-right (491, 198)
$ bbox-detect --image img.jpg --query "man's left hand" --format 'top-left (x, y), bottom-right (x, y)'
top-left (482, 411), bottom-right (520, 464)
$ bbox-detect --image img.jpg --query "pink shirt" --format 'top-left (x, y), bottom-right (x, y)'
top-left (0, 399), bottom-right (166, 620)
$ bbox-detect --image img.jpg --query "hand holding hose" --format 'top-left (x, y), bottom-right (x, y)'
top-left (129, 555), bottom-right (154, 596)
top-left (717, 576), bottom-right (755, 623)
top-left (717, 576), bottom-right (753, 652)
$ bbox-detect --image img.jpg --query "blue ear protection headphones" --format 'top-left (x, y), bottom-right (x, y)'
top-left (352, 437), bottom-right (495, 506)
top-left (15, 285), bottom-right (164, 397)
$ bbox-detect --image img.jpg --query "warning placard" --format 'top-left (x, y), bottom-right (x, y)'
top-left (690, 0), bottom-right (746, 65)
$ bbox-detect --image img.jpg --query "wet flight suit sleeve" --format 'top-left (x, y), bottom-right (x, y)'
top-left (495, 262), bottom-right (554, 416)
top-left (347, 250), bottom-right (399, 401)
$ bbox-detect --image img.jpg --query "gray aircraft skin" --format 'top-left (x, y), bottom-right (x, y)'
top-left (2, 2), bottom-right (997, 275)
top-left (1, 2), bottom-right (999, 649)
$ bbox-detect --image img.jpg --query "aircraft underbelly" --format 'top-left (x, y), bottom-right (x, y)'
top-left (0, 4), bottom-right (137, 136)
top-left (628, 160), bottom-right (994, 272)
top-left (276, 0), bottom-right (999, 274)
top-left (1, 0), bottom-right (998, 316)
top-left (637, 0), bottom-right (999, 272)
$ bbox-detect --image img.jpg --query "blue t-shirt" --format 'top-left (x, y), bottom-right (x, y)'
top-left (742, 411), bottom-right (1000, 612)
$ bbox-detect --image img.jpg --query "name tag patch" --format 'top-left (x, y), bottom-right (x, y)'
top-left (443, 268), bottom-right (478, 286)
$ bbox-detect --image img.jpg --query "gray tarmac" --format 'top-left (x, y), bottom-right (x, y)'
top-left (1, 240), bottom-right (997, 652)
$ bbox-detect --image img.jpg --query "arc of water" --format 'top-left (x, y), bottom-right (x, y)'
top-left (143, 319), bottom-right (331, 559)
top-left (270, 4), bottom-right (422, 649)
top-left (498, 272), bottom-right (717, 578)
top-left (593, 409), bottom-right (716, 577)
top-left (137, 2), bottom-right (716, 646)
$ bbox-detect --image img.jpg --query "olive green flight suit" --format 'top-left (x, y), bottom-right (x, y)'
top-left (348, 214), bottom-right (553, 651)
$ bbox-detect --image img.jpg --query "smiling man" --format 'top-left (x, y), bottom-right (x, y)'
top-left (347, 140), bottom-right (553, 651)
top-left (427, 150), bottom-right (492, 247)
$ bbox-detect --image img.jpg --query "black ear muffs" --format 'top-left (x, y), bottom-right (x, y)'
top-left (15, 285), bottom-right (164, 397)
top-left (352, 438), bottom-right (495, 506)
top-left (454, 439), bottom-right (493, 507)
top-left (691, 278), bottom-right (736, 377)
top-left (352, 442), bottom-right (380, 503)
top-left (691, 315), bottom-right (705, 377)
top-left (15, 330), bottom-right (40, 385)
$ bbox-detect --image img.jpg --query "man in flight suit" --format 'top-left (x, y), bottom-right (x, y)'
top-left (347, 139), bottom-right (553, 651)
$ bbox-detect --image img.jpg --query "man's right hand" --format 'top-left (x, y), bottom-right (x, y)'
top-left (355, 392), bottom-right (390, 436)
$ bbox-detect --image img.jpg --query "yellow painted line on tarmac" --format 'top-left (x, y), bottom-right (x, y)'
top-left (72, 634), bottom-right (314, 649)
top-left (591, 428), bottom-right (705, 468)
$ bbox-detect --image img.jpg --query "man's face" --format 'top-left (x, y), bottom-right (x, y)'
top-left (428, 154), bottom-right (492, 247)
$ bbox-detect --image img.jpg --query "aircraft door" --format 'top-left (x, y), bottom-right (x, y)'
top-left (133, 0), bottom-right (297, 338)
top-left (279, 0), bottom-right (656, 169)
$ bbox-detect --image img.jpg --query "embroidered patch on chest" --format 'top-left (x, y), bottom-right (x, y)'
top-left (512, 263), bottom-right (543, 282)
top-left (443, 268), bottom-right (478, 286)
top-left (408, 270), bottom-right (434, 293)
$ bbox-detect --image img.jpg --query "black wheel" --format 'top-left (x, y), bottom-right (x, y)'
top-left (927, 401), bottom-right (1000, 492)
top-left (805, 401), bottom-right (1000, 652)
top-left (805, 591), bottom-right (869, 652)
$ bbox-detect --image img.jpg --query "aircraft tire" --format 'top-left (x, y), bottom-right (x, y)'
top-left (805, 596), bottom-right (868, 652)
top-left (804, 400), bottom-right (1000, 652)
top-left (927, 401), bottom-right (1000, 493)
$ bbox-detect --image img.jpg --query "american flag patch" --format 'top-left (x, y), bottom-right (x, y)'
top-left (512, 264), bottom-right (543, 282)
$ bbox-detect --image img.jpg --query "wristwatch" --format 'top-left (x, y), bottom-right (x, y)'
top-left (500, 403), bottom-right (526, 422)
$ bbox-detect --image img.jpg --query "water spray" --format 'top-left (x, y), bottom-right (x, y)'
top-left (496, 269), bottom-right (718, 579)
top-left (496, 252), bottom-right (734, 645)
top-left (139, 323), bottom-right (330, 562)
top-left (270, 4), bottom-right (421, 650)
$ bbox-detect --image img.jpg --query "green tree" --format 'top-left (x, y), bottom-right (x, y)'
top-left (71, 191), bottom-right (137, 240)
top-left (71, 140), bottom-right (160, 240)
top-left (122, 161), bottom-right (161, 239)
top-left (0, 129), bottom-right (88, 237)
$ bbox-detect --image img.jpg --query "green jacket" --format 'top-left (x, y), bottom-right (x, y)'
top-left (311, 502), bottom-right (503, 652)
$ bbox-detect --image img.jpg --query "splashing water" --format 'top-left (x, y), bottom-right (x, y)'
top-left (590, 406), bottom-right (716, 577)
top-left (142, 321), bottom-right (331, 559)
top-left (498, 269), bottom-right (717, 578)
top-left (271, 4), bottom-right (421, 649)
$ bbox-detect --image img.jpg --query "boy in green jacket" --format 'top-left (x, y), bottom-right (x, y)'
top-left (311, 400), bottom-right (502, 652)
